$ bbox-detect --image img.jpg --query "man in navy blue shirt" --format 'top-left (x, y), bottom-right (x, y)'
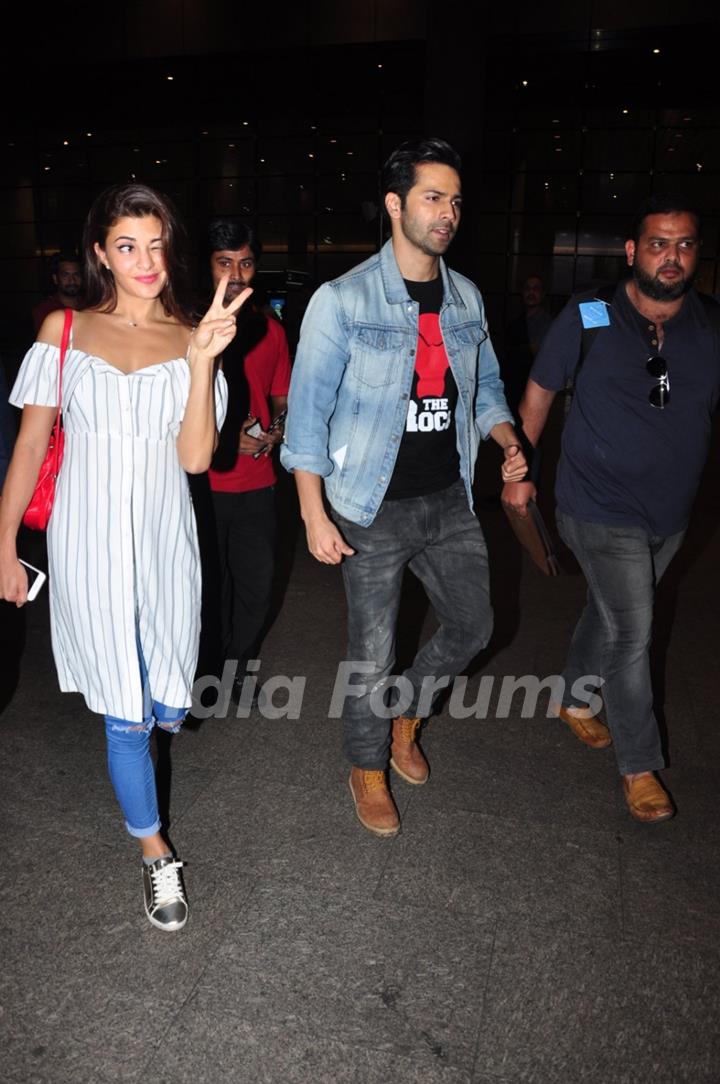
top-left (503, 195), bottom-right (720, 823)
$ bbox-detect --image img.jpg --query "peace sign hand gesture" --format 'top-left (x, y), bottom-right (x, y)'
top-left (189, 275), bottom-right (253, 368)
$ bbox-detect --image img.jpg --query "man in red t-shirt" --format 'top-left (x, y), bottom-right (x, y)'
top-left (206, 220), bottom-right (291, 700)
top-left (31, 252), bottom-right (83, 334)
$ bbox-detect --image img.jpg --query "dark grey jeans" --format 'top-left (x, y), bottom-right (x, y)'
top-left (333, 481), bottom-right (493, 769)
top-left (556, 511), bottom-right (685, 775)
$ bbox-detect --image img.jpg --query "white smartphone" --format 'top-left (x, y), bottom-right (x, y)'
top-left (245, 409), bottom-right (287, 442)
top-left (249, 409), bottom-right (288, 458)
top-left (18, 558), bottom-right (47, 601)
top-left (244, 418), bottom-right (265, 439)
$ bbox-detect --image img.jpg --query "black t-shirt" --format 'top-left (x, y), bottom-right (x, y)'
top-left (384, 277), bottom-right (460, 500)
top-left (530, 283), bottom-right (720, 536)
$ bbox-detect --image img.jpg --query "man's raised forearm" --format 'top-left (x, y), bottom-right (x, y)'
top-left (518, 379), bottom-right (557, 448)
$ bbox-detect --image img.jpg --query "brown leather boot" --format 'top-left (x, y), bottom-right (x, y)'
top-left (349, 769), bottom-right (400, 836)
top-left (549, 702), bottom-right (612, 749)
top-left (390, 716), bottom-right (429, 785)
top-left (622, 772), bottom-right (674, 823)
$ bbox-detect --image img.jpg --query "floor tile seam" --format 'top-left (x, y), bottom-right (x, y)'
top-left (156, 879), bottom-right (260, 1046)
top-left (371, 790), bottom-right (414, 900)
top-left (616, 833), bottom-right (627, 939)
top-left (335, 970), bottom-right (481, 1070)
top-left (469, 918), bottom-right (498, 1083)
top-left (164, 766), bottom-right (227, 829)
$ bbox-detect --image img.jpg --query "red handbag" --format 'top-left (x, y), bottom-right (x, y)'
top-left (22, 308), bottom-right (73, 531)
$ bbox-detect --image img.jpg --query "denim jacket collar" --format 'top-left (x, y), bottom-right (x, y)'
top-left (379, 239), bottom-right (466, 311)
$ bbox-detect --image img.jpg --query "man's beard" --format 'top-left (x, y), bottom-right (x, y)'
top-left (633, 262), bottom-right (695, 302)
top-left (400, 216), bottom-right (454, 257)
top-left (60, 283), bottom-right (82, 297)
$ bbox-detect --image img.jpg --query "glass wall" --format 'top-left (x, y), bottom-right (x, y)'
top-left (471, 30), bottom-right (720, 347)
top-left (0, 43), bottom-right (425, 354)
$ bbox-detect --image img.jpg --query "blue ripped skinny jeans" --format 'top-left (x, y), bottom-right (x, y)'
top-left (104, 635), bottom-right (186, 838)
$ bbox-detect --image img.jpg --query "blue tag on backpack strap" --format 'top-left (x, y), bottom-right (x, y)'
top-left (578, 301), bottom-right (611, 329)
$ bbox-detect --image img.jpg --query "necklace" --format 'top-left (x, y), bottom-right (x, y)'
top-left (112, 312), bottom-right (144, 328)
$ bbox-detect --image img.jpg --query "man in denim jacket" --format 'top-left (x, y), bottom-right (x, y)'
top-left (281, 138), bottom-right (526, 836)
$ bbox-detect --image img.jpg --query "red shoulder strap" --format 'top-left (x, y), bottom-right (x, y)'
top-left (56, 307), bottom-right (73, 415)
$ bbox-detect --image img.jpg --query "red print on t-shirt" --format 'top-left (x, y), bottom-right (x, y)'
top-left (416, 313), bottom-right (448, 397)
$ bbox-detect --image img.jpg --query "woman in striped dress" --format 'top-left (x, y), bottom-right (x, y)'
top-left (0, 184), bottom-right (251, 931)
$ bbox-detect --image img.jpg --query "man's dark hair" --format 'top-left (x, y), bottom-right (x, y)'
top-left (207, 218), bottom-right (261, 261)
top-left (630, 194), bottom-right (701, 243)
top-left (49, 251), bottom-right (81, 275)
top-left (381, 137), bottom-right (462, 207)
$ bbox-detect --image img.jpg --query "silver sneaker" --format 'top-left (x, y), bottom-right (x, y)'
top-left (142, 857), bottom-right (188, 931)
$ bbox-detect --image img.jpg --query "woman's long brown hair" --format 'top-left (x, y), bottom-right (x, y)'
top-left (82, 183), bottom-right (193, 327)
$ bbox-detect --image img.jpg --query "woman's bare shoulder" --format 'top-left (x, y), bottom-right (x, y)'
top-left (37, 306), bottom-right (102, 347)
top-left (36, 308), bottom-right (69, 348)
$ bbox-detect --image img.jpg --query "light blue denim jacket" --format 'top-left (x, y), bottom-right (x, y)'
top-left (281, 239), bottom-right (513, 526)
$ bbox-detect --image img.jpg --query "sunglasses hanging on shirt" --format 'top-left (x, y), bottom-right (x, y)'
top-left (646, 356), bottom-right (670, 409)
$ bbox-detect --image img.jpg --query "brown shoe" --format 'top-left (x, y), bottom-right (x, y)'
top-left (390, 716), bottom-right (429, 785)
top-left (622, 772), bottom-right (674, 823)
top-left (550, 702), bottom-right (612, 749)
top-left (349, 768), bottom-right (400, 837)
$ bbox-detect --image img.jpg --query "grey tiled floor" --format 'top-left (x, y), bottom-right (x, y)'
top-left (2, 467), bottom-right (720, 1084)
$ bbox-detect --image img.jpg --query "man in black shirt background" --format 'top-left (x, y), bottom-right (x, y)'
top-left (501, 274), bottom-right (552, 422)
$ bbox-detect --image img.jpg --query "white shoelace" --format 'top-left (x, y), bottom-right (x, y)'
top-left (149, 860), bottom-right (186, 905)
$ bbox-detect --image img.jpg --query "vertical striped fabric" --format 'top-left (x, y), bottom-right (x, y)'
top-left (10, 343), bottom-right (228, 721)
